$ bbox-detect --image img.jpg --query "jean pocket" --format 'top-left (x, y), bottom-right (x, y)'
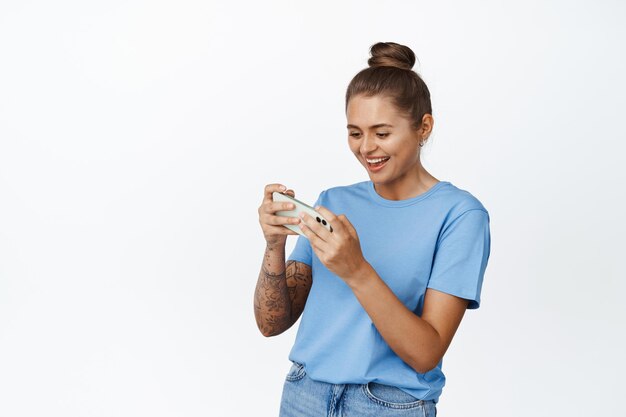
top-left (285, 361), bottom-right (306, 382)
top-left (362, 381), bottom-right (424, 410)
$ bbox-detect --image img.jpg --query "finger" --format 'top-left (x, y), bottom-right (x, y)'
top-left (299, 211), bottom-right (328, 237)
top-left (264, 183), bottom-right (289, 202)
top-left (265, 201), bottom-right (297, 214)
top-left (314, 205), bottom-right (343, 235)
top-left (267, 224), bottom-right (300, 235)
top-left (268, 214), bottom-right (302, 227)
top-left (298, 218), bottom-right (326, 254)
top-left (299, 211), bottom-right (334, 250)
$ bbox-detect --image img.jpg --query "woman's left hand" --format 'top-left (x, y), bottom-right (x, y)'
top-left (298, 205), bottom-right (370, 284)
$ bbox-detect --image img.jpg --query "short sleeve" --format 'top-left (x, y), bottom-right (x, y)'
top-left (426, 209), bottom-right (491, 309)
top-left (286, 191), bottom-right (324, 267)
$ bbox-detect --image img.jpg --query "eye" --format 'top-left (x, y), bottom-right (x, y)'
top-left (349, 132), bottom-right (389, 138)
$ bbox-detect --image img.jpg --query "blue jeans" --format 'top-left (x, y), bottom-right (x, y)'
top-left (279, 361), bottom-right (437, 417)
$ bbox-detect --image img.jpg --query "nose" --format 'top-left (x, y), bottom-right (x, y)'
top-left (360, 133), bottom-right (378, 154)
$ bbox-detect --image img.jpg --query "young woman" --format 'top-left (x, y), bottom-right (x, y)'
top-left (255, 41), bottom-right (491, 417)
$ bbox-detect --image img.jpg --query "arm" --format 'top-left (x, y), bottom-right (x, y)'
top-left (294, 204), bottom-right (481, 372)
top-left (285, 260), bottom-right (313, 325)
top-left (346, 263), bottom-right (469, 374)
top-left (253, 242), bottom-right (312, 337)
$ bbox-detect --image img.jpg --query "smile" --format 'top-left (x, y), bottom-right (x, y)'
top-left (366, 157), bottom-right (390, 172)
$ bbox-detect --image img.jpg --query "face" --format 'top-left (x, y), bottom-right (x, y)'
top-left (346, 94), bottom-right (432, 184)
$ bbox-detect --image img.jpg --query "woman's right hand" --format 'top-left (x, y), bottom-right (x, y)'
top-left (258, 183), bottom-right (302, 247)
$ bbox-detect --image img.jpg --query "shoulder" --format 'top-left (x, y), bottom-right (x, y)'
top-left (436, 181), bottom-right (490, 221)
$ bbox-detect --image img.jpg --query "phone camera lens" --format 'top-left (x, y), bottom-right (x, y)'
top-left (316, 217), bottom-right (321, 223)
top-left (321, 219), bottom-right (327, 225)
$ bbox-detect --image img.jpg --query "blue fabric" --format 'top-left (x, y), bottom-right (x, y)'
top-left (279, 360), bottom-right (437, 416)
top-left (286, 180), bottom-right (491, 404)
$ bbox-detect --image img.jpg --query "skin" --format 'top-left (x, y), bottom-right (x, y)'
top-left (253, 253), bottom-right (312, 336)
top-left (293, 94), bottom-right (470, 373)
top-left (254, 184), bottom-right (313, 337)
top-left (347, 94), bottom-right (440, 200)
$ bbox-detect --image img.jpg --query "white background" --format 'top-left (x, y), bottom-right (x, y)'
top-left (1, 1), bottom-right (624, 416)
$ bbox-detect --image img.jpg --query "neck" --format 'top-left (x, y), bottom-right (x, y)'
top-left (372, 161), bottom-right (439, 201)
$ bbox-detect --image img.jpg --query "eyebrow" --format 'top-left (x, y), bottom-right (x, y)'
top-left (347, 123), bottom-right (394, 129)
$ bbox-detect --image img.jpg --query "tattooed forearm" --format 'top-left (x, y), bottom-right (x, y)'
top-left (254, 244), bottom-right (314, 337)
top-left (254, 243), bottom-right (292, 337)
top-left (255, 266), bottom-right (291, 336)
top-left (285, 260), bottom-right (312, 324)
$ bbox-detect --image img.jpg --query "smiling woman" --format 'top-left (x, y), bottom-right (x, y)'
top-left (344, 42), bottom-right (439, 201)
top-left (255, 41), bottom-right (491, 417)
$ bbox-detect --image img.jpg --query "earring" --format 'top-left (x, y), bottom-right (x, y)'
top-left (419, 141), bottom-right (424, 147)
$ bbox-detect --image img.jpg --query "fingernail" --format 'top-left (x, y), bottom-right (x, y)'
top-left (280, 185), bottom-right (286, 191)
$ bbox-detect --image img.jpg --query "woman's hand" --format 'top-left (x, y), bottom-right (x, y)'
top-left (257, 183), bottom-right (301, 247)
top-left (297, 205), bottom-right (370, 284)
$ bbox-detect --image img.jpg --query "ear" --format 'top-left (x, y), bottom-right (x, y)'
top-left (420, 114), bottom-right (434, 137)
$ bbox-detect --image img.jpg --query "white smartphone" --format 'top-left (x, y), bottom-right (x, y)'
top-left (272, 192), bottom-right (333, 238)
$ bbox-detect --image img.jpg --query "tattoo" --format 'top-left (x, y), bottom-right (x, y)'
top-left (254, 246), bottom-right (313, 336)
top-left (285, 260), bottom-right (312, 323)
top-left (254, 246), bottom-right (290, 336)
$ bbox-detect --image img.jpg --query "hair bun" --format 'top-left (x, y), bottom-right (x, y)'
top-left (367, 42), bottom-right (416, 71)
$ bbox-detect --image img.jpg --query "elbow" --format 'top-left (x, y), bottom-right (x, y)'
top-left (254, 307), bottom-right (293, 337)
top-left (408, 355), bottom-right (441, 374)
top-left (410, 363), bottom-right (432, 375)
top-left (261, 330), bottom-right (285, 338)
top-left (257, 326), bottom-right (271, 337)
top-left (257, 327), bottom-right (274, 338)
top-left (260, 327), bottom-right (278, 337)
top-left (416, 363), bottom-right (438, 374)
top-left (256, 323), bottom-right (287, 338)
top-left (412, 362), bottom-right (438, 375)
top-left (408, 327), bottom-right (444, 374)
top-left (254, 310), bottom-right (284, 337)
top-left (256, 323), bottom-right (276, 338)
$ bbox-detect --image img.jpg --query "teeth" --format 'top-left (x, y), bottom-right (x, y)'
top-left (367, 157), bottom-right (390, 163)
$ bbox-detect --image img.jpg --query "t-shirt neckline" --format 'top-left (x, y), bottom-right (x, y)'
top-left (367, 180), bottom-right (450, 207)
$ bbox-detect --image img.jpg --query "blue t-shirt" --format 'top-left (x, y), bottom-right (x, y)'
top-left (286, 180), bottom-right (491, 404)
